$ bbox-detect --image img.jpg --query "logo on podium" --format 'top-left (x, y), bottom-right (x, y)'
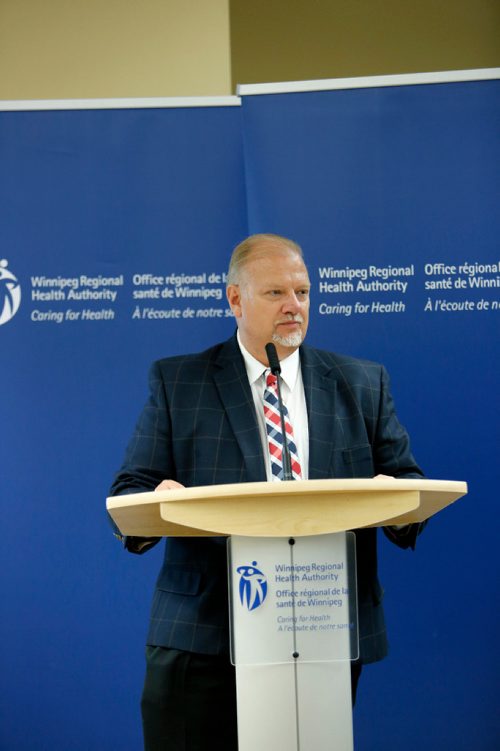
top-left (236, 562), bottom-right (268, 611)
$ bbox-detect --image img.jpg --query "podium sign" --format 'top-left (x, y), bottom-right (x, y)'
top-left (229, 532), bottom-right (358, 665)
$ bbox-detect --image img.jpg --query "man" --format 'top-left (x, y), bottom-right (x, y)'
top-left (110, 233), bottom-right (424, 750)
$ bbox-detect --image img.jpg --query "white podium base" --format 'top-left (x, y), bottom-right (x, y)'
top-left (236, 661), bottom-right (353, 751)
top-left (230, 532), bottom-right (356, 750)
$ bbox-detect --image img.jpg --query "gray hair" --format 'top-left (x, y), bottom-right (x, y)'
top-left (227, 233), bottom-right (304, 286)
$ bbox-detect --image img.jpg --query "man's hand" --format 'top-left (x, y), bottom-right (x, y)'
top-left (155, 479), bottom-right (186, 491)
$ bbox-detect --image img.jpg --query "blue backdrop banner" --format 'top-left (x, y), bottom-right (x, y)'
top-left (1, 75), bottom-right (499, 750)
top-left (0, 102), bottom-right (247, 751)
top-left (240, 78), bottom-right (500, 750)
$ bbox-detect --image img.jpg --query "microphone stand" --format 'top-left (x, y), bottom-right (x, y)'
top-left (265, 342), bottom-right (294, 481)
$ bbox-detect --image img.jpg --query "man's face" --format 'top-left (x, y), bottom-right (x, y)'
top-left (226, 244), bottom-right (311, 364)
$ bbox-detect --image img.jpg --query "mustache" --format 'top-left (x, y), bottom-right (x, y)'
top-left (275, 314), bottom-right (304, 324)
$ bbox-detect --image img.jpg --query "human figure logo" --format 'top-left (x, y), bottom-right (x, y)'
top-left (237, 562), bottom-right (268, 611)
top-left (0, 260), bottom-right (21, 326)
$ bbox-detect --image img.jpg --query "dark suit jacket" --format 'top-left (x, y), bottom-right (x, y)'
top-left (110, 334), bottom-right (424, 664)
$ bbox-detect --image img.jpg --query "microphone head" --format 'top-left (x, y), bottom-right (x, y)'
top-left (265, 342), bottom-right (281, 374)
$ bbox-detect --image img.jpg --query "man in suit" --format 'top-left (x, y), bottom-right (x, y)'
top-left (110, 233), bottom-right (424, 750)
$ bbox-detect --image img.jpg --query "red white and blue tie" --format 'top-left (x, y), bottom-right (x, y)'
top-left (263, 371), bottom-right (302, 480)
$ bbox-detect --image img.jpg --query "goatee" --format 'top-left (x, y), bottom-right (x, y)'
top-left (272, 330), bottom-right (304, 348)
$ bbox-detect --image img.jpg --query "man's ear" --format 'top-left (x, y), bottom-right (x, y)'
top-left (226, 284), bottom-right (242, 318)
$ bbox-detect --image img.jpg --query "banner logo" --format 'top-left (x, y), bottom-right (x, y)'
top-left (0, 260), bottom-right (22, 326)
top-left (237, 562), bottom-right (268, 611)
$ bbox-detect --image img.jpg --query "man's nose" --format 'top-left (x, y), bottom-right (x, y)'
top-left (282, 292), bottom-right (301, 313)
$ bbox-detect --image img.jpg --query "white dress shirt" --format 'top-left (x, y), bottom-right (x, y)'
top-left (237, 331), bottom-right (309, 481)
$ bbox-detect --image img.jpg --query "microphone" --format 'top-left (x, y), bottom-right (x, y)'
top-left (265, 343), bottom-right (294, 481)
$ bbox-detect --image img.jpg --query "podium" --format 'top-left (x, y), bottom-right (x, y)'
top-left (107, 478), bottom-right (467, 750)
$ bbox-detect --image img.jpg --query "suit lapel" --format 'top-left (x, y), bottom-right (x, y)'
top-left (300, 346), bottom-right (337, 479)
top-left (213, 335), bottom-right (267, 482)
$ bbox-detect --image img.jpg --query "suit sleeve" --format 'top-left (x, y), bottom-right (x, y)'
top-left (108, 361), bottom-right (174, 554)
top-left (373, 365), bottom-right (426, 550)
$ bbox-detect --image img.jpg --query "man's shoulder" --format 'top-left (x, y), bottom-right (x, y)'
top-left (301, 345), bottom-right (389, 403)
top-left (155, 343), bottom-right (222, 367)
top-left (301, 344), bottom-right (384, 376)
top-left (150, 336), bottom-right (238, 376)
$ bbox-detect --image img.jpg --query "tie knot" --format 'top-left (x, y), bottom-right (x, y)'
top-left (266, 371), bottom-right (278, 389)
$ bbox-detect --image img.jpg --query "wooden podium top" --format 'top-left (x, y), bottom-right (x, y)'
top-left (106, 478), bottom-right (467, 538)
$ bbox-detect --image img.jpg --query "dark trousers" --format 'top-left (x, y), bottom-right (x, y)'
top-left (141, 646), bottom-right (362, 751)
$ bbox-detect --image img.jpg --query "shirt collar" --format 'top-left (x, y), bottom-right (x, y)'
top-left (237, 330), bottom-right (301, 390)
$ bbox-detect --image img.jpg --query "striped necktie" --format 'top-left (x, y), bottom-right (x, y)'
top-left (263, 371), bottom-right (302, 480)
